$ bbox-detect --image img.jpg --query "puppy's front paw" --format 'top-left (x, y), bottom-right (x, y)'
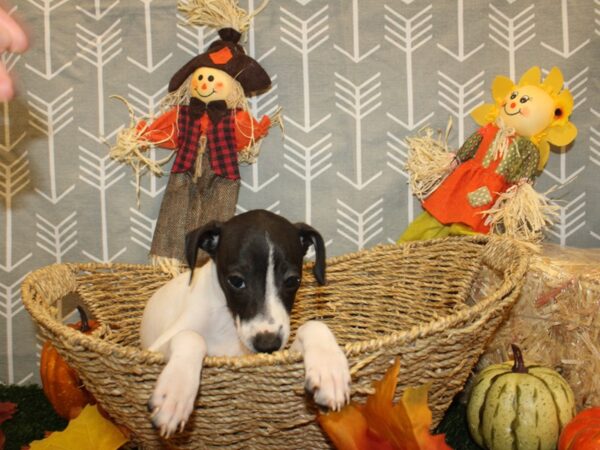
top-left (149, 359), bottom-right (200, 438)
top-left (303, 344), bottom-right (351, 411)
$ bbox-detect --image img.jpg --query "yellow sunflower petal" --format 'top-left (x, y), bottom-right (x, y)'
top-left (471, 103), bottom-right (497, 126)
top-left (491, 75), bottom-right (514, 103)
top-left (518, 66), bottom-right (541, 86)
top-left (546, 122), bottom-right (578, 147)
top-left (543, 67), bottom-right (564, 95)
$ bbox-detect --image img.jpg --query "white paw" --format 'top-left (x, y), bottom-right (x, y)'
top-left (149, 358), bottom-right (200, 438)
top-left (303, 344), bottom-right (351, 411)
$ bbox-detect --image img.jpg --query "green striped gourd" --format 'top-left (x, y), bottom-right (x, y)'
top-left (467, 344), bottom-right (576, 450)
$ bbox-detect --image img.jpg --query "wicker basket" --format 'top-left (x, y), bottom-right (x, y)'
top-left (22, 236), bottom-right (528, 449)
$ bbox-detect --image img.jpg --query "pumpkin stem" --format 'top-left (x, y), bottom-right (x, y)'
top-left (511, 344), bottom-right (528, 374)
top-left (77, 306), bottom-right (91, 333)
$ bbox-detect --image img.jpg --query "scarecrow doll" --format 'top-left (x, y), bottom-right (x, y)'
top-left (400, 66), bottom-right (577, 242)
top-left (111, 0), bottom-right (275, 273)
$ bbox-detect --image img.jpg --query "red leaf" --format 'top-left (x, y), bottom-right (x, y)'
top-left (0, 402), bottom-right (17, 426)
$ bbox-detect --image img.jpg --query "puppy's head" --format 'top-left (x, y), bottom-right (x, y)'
top-left (185, 210), bottom-right (326, 354)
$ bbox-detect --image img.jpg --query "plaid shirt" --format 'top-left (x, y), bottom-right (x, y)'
top-left (172, 104), bottom-right (240, 180)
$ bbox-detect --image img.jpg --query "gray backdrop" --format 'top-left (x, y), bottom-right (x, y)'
top-left (1, 0), bottom-right (599, 384)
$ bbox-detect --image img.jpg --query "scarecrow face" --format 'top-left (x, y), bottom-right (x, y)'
top-left (498, 85), bottom-right (555, 137)
top-left (190, 67), bottom-right (235, 103)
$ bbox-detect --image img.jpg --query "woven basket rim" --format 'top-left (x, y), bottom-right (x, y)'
top-left (22, 235), bottom-right (529, 370)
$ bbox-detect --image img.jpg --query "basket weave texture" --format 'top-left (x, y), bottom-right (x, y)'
top-left (22, 236), bottom-right (528, 449)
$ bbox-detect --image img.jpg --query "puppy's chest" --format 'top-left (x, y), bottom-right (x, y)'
top-left (203, 311), bottom-right (247, 357)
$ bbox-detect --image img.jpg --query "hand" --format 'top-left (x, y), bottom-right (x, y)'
top-left (0, 4), bottom-right (28, 101)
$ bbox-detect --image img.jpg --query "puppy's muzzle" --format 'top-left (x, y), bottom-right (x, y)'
top-left (252, 332), bottom-right (283, 353)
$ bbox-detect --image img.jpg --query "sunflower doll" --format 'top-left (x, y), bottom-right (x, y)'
top-left (400, 66), bottom-right (577, 242)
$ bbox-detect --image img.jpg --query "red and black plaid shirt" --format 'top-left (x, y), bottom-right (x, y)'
top-left (172, 105), bottom-right (240, 180)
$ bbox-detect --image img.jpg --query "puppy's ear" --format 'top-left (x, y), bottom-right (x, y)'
top-left (295, 223), bottom-right (326, 285)
top-left (185, 221), bottom-right (222, 281)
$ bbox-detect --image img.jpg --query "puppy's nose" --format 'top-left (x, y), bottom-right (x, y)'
top-left (253, 332), bottom-right (282, 353)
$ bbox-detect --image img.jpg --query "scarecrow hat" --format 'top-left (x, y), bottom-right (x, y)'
top-left (168, 28), bottom-right (271, 96)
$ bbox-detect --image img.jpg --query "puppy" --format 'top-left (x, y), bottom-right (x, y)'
top-left (140, 210), bottom-right (350, 437)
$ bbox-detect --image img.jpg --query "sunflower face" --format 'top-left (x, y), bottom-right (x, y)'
top-left (498, 85), bottom-right (555, 137)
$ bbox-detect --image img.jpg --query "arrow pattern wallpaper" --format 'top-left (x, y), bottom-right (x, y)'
top-left (1, 0), bottom-right (599, 384)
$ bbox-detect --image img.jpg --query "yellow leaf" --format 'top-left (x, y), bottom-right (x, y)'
top-left (29, 405), bottom-right (128, 450)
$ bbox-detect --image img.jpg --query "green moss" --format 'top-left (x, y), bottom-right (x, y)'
top-left (0, 385), bottom-right (67, 450)
top-left (1, 385), bottom-right (480, 449)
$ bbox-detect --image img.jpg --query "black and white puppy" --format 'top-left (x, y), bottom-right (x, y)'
top-left (140, 210), bottom-right (350, 437)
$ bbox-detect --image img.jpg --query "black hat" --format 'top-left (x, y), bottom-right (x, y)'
top-left (168, 28), bottom-right (271, 96)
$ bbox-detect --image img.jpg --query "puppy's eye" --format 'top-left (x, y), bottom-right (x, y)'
top-left (284, 276), bottom-right (301, 289)
top-left (228, 276), bottom-right (246, 289)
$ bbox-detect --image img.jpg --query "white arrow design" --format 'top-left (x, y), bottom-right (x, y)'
top-left (335, 72), bottom-right (383, 190)
top-left (591, 108), bottom-right (600, 168)
top-left (79, 146), bottom-right (127, 262)
top-left (437, 0), bottom-right (484, 62)
top-left (336, 198), bottom-right (384, 250)
top-left (76, 20), bottom-right (123, 141)
top-left (280, 6), bottom-right (331, 133)
top-left (488, 3), bottom-right (535, 80)
top-left (547, 192), bottom-right (586, 246)
top-left (0, 50), bottom-right (25, 152)
top-left (36, 212), bottom-right (78, 263)
top-left (0, 274), bottom-right (29, 383)
top-left (334, 0), bottom-right (380, 63)
top-left (236, 201), bottom-right (280, 215)
top-left (385, 4), bottom-right (434, 130)
top-left (25, 0), bottom-right (72, 80)
top-left (76, 0), bottom-right (119, 20)
top-left (541, 0), bottom-right (590, 58)
top-left (544, 151), bottom-right (585, 185)
top-left (283, 133), bottom-right (332, 224)
top-left (437, 70), bottom-right (485, 145)
top-left (28, 89), bottom-right (76, 204)
top-left (130, 207), bottom-right (155, 251)
top-left (596, 0), bottom-right (600, 36)
top-left (386, 131), bottom-right (416, 223)
top-left (0, 152), bottom-right (32, 272)
top-left (240, 0), bottom-right (280, 193)
top-left (176, 12), bottom-right (216, 56)
top-left (127, 0), bottom-right (172, 73)
top-left (563, 67), bottom-right (589, 111)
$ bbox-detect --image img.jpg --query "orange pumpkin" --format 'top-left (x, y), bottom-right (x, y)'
top-left (40, 306), bottom-right (98, 420)
top-left (559, 407), bottom-right (600, 450)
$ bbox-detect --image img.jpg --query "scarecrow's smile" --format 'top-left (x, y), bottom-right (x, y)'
top-left (195, 88), bottom-right (216, 98)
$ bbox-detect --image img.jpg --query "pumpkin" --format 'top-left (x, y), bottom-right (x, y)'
top-left (467, 344), bottom-right (576, 450)
top-left (40, 306), bottom-right (99, 420)
top-left (558, 407), bottom-right (600, 450)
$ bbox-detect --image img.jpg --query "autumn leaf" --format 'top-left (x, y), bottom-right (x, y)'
top-left (28, 404), bottom-right (128, 450)
top-left (318, 360), bottom-right (452, 450)
top-left (0, 402), bottom-right (18, 450)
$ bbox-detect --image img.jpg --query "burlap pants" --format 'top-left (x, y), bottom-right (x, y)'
top-left (150, 152), bottom-right (240, 265)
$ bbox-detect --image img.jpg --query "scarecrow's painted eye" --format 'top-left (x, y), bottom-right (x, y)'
top-left (198, 74), bottom-right (203, 80)
top-left (510, 92), bottom-right (518, 100)
top-left (208, 75), bottom-right (214, 82)
top-left (519, 95), bottom-right (530, 104)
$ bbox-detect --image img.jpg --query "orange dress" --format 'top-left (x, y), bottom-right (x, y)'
top-left (423, 123), bottom-right (539, 233)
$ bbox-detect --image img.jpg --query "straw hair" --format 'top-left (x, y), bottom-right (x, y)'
top-left (405, 125), bottom-right (456, 199)
top-left (22, 236), bottom-right (528, 449)
top-left (482, 182), bottom-right (559, 241)
top-left (178, 0), bottom-right (269, 33)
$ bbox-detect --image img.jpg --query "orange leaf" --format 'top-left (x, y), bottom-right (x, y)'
top-left (319, 359), bottom-right (452, 450)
